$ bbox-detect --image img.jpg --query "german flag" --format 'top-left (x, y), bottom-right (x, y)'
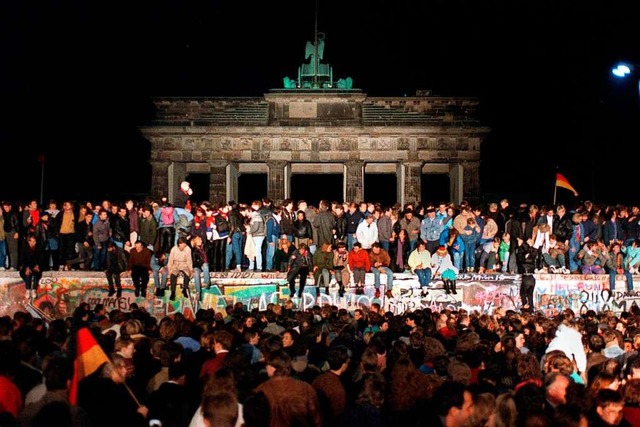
top-left (69, 327), bottom-right (109, 404)
top-left (555, 173), bottom-right (578, 197)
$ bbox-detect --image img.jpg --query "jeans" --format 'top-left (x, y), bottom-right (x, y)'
top-left (193, 263), bottom-right (211, 293)
top-left (453, 252), bottom-right (463, 271)
top-left (501, 252), bottom-right (510, 273)
top-left (266, 235), bottom-right (278, 271)
top-left (542, 253), bottom-right (565, 269)
top-left (347, 233), bottom-right (357, 251)
top-left (151, 259), bottom-right (167, 290)
top-left (0, 240), bottom-right (6, 269)
top-left (568, 241), bottom-right (581, 273)
top-left (226, 232), bottom-right (244, 270)
top-left (93, 243), bottom-right (109, 270)
top-left (608, 269), bottom-right (634, 292)
top-left (249, 235), bottom-right (265, 271)
top-left (464, 245), bottom-right (477, 271)
top-left (371, 266), bottom-right (394, 290)
top-left (415, 268), bottom-right (432, 287)
top-left (315, 268), bottom-right (331, 287)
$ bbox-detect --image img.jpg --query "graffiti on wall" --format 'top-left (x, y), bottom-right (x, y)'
top-left (0, 272), bottom-right (638, 321)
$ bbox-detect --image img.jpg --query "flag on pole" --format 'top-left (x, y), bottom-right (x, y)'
top-left (555, 173), bottom-right (578, 197)
top-left (69, 327), bottom-right (110, 405)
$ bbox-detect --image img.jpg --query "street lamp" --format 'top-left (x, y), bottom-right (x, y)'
top-left (612, 63), bottom-right (632, 78)
top-left (611, 62), bottom-right (640, 97)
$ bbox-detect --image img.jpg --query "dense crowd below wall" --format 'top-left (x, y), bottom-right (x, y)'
top-left (2, 194), bottom-right (640, 425)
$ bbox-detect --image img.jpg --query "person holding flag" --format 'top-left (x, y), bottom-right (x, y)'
top-left (71, 327), bottom-right (148, 427)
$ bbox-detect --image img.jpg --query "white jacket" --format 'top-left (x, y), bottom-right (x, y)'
top-left (356, 220), bottom-right (378, 249)
top-left (545, 323), bottom-right (587, 373)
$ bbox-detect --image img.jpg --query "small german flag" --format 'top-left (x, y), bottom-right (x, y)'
top-left (555, 173), bottom-right (578, 197)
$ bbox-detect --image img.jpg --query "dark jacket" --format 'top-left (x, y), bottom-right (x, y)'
top-left (227, 209), bottom-right (245, 235)
top-left (139, 215), bottom-right (158, 248)
top-left (275, 244), bottom-right (296, 272)
top-left (110, 215), bottom-right (130, 244)
top-left (191, 245), bottom-right (208, 269)
top-left (289, 248), bottom-right (313, 271)
top-left (334, 215), bottom-right (348, 241)
top-left (553, 214), bottom-right (574, 243)
top-left (515, 241), bottom-right (540, 274)
top-left (20, 240), bottom-right (43, 270)
top-left (3, 209), bottom-right (20, 234)
top-left (280, 209), bottom-right (295, 235)
top-left (75, 219), bottom-right (95, 247)
top-left (346, 210), bottom-right (364, 234)
top-left (293, 219), bottom-right (313, 239)
top-left (106, 245), bottom-right (128, 273)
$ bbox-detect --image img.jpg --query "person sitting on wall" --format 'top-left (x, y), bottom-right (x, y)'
top-left (408, 239), bottom-right (433, 296)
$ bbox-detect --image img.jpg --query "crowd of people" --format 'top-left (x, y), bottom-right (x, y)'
top-left (1, 286), bottom-right (640, 426)
top-left (3, 190), bottom-right (640, 425)
top-left (2, 189), bottom-right (640, 304)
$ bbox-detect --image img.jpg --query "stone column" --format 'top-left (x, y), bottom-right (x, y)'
top-left (344, 161), bottom-right (364, 202)
top-left (226, 162), bottom-right (239, 204)
top-left (207, 161), bottom-right (227, 206)
top-left (396, 162), bottom-right (405, 208)
top-left (168, 162), bottom-right (187, 205)
top-left (402, 161), bottom-right (423, 205)
top-left (461, 162), bottom-right (480, 205)
top-left (267, 161), bottom-right (288, 204)
top-left (150, 161), bottom-right (170, 200)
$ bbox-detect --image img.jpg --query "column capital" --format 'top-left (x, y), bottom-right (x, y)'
top-left (206, 160), bottom-right (228, 169)
top-left (266, 160), bottom-right (289, 169)
top-left (402, 161), bottom-right (424, 168)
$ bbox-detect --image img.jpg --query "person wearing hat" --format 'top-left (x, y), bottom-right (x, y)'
top-left (431, 245), bottom-right (459, 294)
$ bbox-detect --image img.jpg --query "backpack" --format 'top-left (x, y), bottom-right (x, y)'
top-left (214, 214), bottom-right (229, 237)
top-left (160, 206), bottom-right (175, 227)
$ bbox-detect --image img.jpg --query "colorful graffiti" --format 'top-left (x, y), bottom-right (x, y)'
top-left (0, 271), bottom-right (637, 321)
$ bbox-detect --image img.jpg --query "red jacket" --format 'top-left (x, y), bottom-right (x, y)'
top-left (200, 351), bottom-right (228, 378)
top-left (348, 248), bottom-right (370, 271)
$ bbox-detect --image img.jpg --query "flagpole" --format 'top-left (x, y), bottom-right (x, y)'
top-left (553, 182), bottom-right (557, 206)
top-left (40, 158), bottom-right (45, 206)
top-left (124, 382), bottom-right (142, 407)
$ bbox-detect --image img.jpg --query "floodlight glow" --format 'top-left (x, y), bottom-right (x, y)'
top-left (612, 64), bottom-right (632, 78)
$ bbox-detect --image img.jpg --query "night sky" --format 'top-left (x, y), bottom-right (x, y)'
top-left (2, 1), bottom-right (640, 207)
